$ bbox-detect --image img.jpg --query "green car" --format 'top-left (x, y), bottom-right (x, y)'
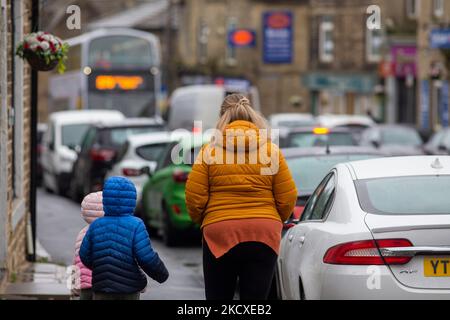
top-left (141, 133), bottom-right (210, 246)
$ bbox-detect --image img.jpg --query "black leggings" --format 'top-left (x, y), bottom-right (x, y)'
top-left (203, 241), bottom-right (278, 300)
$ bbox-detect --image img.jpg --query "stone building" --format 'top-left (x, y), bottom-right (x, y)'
top-left (174, 0), bottom-right (311, 116)
top-left (416, 0), bottom-right (450, 131)
top-left (174, 0), bottom-right (419, 118)
top-left (0, 0), bottom-right (36, 288)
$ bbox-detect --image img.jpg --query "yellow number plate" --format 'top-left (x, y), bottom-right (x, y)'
top-left (424, 257), bottom-right (450, 277)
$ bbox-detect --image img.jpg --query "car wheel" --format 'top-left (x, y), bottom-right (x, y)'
top-left (267, 274), bottom-right (280, 300)
top-left (140, 202), bottom-right (158, 238)
top-left (69, 179), bottom-right (81, 203)
top-left (82, 179), bottom-right (91, 199)
top-left (57, 175), bottom-right (69, 197)
top-left (43, 174), bottom-right (54, 194)
top-left (299, 277), bottom-right (306, 300)
top-left (161, 204), bottom-right (179, 247)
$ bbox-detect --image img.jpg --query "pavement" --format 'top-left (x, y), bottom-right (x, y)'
top-left (36, 188), bottom-right (205, 300)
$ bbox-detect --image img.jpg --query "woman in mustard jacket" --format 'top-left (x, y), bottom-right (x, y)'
top-left (185, 93), bottom-right (297, 300)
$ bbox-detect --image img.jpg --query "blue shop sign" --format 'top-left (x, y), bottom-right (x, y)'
top-left (263, 11), bottom-right (293, 64)
top-left (430, 29), bottom-right (450, 49)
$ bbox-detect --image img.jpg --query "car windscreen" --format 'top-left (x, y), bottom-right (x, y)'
top-left (287, 132), bottom-right (356, 148)
top-left (100, 126), bottom-right (165, 148)
top-left (381, 128), bottom-right (422, 146)
top-left (277, 120), bottom-right (316, 128)
top-left (61, 124), bottom-right (91, 148)
top-left (136, 143), bottom-right (170, 162)
top-left (355, 175), bottom-right (450, 215)
top-left (287, 154), bottom-right (379, 195)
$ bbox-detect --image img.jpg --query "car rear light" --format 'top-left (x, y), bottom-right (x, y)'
top-left (122, 168), bottom-right (143, 177)
top-left (283, 223), bottom-right (296, 230)
top-left (172, 204), bottom-right (181, 215)
top-left (192, 126), bottom-right (202, 133)
top-left (323, 239), bottom-right (413, 265)
top-left (172, 170), bottom-right (189, 183)
top-left (90, 148), bottom-right (116, 162)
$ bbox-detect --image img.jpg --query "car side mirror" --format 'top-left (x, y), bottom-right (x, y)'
top-left (68, 144), bottom-right (81, 153)
top-left (370, 139), bottom-right (380, 148)
top-left (438, 144), bottom-right (448, 153)
top-left (141, 166), bottom-right (152, 178)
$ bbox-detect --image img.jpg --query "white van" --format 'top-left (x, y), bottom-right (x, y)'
top-left (41, 110), bottom-right (125, 195)
top-left (168, 85), bottom-right (261, 131)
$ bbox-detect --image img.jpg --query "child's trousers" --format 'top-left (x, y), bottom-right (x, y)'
top-left (93, 292), bottom-right (140, 300)
top-left (80, 288), bottom-right (93, 300)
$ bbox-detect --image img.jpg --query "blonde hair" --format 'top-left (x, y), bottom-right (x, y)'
top-left (215, 93), bottom-right (269, 132)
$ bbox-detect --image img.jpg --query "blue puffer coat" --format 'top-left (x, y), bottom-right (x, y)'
top-left (79, 177), bottom-right (169, 294)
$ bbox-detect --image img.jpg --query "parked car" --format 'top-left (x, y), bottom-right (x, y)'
top-left (424, 128), bottom-right (450, 155)
top-left (282, 146), bottom-right (383, 221)
top-left (316, 114), bottom-right (375, 143)
top-left (269, 113), bottom-right (317, 145)
top-left (141, 132), bottom-right (211, 246)
top-left (167, 85), bottom-right (261, 131)
top-left (69, 118), bottom-right (166, 201)
top-left (37, 123), bottom-right (48, 186)
top-left (277, 156), bottom-right (450, 300)
top-left (282, 127), bottom-right (357, 148)
top-left (268, 146), bottom-right (383, 300)
top-left (106, 131), bottom-right (180, 215)
top-left (269, 113), bottom-right (316, 129)
top-left (360, 124), bottom-right (424, 156)
top-left (41, 110), bottom-right (125, 195)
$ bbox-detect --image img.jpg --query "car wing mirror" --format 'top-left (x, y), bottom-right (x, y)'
top-left (141, 166), bottom-right (153, 178)
top-left (438, 144), bottom-right (448, 152)
top-left (370, 139), bottom-right (380, 148)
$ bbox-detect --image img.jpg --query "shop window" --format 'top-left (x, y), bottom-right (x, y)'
top-left (319, 20), bottom-right (334, 63)
top-left (366, 28), bottom-right (383, 63)
top-left (406, 0), bottom-right (420, 19)
top-left (434, 0), bottom-right (444, 18)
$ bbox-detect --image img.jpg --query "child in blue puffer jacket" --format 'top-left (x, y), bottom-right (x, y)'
top-left (79, 176), bottom-right (169, 300)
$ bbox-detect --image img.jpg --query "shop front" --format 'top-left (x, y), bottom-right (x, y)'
top-left (302, 72), bottom-right (380, 118)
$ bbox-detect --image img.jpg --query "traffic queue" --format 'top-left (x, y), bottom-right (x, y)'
top-left (38, 85), bottom-right (450, 300)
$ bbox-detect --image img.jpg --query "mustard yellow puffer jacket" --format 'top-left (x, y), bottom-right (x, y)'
top-left (185, 120), bottom-right (297, 228)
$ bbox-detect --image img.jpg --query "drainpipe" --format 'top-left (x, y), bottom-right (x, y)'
top-left (28, 0), bottom-right (39, 262)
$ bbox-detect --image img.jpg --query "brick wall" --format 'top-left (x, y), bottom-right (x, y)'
top-left (2, 0), bottom-right (33, 282)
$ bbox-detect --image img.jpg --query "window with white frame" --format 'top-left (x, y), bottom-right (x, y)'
top-left (434, 0), bottom-right (444, 18)
top-left (406, 0), bottom-right (420, 19)
top-left (366, 28), bottom-right (383, 63)
top-left (0, 0), bottom-right (8, 268)
top-left (319, 20), bottom-right (334, 63)
top-left (11, 0), bottom-right (26, 230)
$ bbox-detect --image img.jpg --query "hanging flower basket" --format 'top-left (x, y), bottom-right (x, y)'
top-left (16, 31), bottom-right (69, 74)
